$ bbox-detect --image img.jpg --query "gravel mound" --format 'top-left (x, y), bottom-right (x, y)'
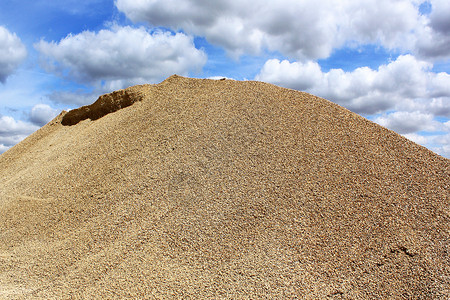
top-left (0, 75), bottom-right (448, 299)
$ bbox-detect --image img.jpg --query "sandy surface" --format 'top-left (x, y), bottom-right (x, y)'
top-left (0, 75), bottom-right (449, 298)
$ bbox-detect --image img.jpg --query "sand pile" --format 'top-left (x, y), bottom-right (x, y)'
top-left (0, 75), bottom-right (448, 299)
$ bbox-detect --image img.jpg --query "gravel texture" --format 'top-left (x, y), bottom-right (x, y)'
top-left (0, 75), bottom-right (449, 299)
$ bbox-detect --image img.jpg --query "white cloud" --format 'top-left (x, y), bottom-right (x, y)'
top-left (413, 0), bottom-right (450, 60)
top-left (255, 55), bottom-right (450, 115)
top-left (444, 120), bottom-right (450, 131)
top-left (29, 104), bottom-right (59, 126)
top-left (0, 144), bottom-right (10, 154)
top-left (116, 0), bottom-right (428, 60)
top-left (0, 116), bottom-right (38, 136)
top-left (377, 114), bottom-right (450, 158)
top-left (0, 115), bottom-right (39, 154)
top-left (399, 97), bottom-right (450, 117)
top-left (0, 26), bottom-right (27, 82)
top-left (429, 0), bottom-right (450, 34)
top-left (402, 133), bottom-right (429, 145)
top-left (253, 59), bottom-right (323, 90)
top-left (434, 144), bottom-right (450, 158)
top-left (426, 133), bottom-right (450, 157)
top-left (401, 132), bottom-right (450, 158)
top-left (35, 25), bottom-right (207, 89)
top-left (374, 111), bottom-right (438, 134)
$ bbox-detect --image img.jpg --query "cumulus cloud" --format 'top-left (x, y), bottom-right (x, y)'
top-left (0, 105), bottom-right (59, 154)
top-left (0, 26), bottom-right (27, 82)
top-left (35, 25), bottom-right (207, 89)
top-left (400, 132), bottom-right (450, 158)
top-left (0, 144), bottom-right (10, 154)
top-left (424, 132), bottom-right (450, 158)
top-left (0, 115), bottom-right (39, 154)
top-left (0, 116), bottom-right (38, 136)
top-left (429, 0), bottom-right (450, 34)
top-left (254, 59), bottom-right (323, 91)
top-left (398, 97), bottom-right (450, 117)
top-left (402, 133), bottom-right (429, 145)
top-left (29, 104), bottom-right (59, 126)
top-left (116, 0), bottom-right (427, 60)
top-left (255, 55), bottom-right (450, 115)
top-left (434, 144), bottom-right (450, 158)
top-left (373, 112), bottom-right (450, 158)
top-left (374, 111), bottom-right (438, 134)
top-left (413, 0), bottom-right (450, 60)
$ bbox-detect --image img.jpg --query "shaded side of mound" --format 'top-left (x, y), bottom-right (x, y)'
top-left (61, 89), bottom-right (144, 126)
top-left (0, 75), bottom-right (449, 299)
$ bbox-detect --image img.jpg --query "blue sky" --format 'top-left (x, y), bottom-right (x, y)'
top-left (1, 0), bottom-right (449, 157)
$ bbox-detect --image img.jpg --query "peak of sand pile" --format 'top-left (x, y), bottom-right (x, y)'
top-left (0, 75), bottom-right (449, 299)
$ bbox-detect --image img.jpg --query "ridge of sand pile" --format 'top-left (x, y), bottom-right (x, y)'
top-left (0, 75), bottom-right (449, 299)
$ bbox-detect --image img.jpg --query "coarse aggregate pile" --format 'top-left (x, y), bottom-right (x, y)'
top-left (0, 75), bottom-right (449, 299)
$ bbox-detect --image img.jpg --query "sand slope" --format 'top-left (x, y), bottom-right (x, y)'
top-left (0, 75), bottom-right (449, 299)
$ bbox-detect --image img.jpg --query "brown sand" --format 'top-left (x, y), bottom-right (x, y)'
top-left (0, 75), bottom-right (449, 299)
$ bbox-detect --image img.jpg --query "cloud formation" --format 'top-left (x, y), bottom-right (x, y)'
top-left (35, 26), bottom-right (207, 89)
top-left (429, 0), bottom-right (450, 34)
top-left (29, 104), bottom-right (59, 126)
top-left (374, 111), bottom-right (438, 134)
top-left (405, 130), bottom-right (450, 158)
top-left (413, 0), bottom-right (450, 60)
top-left (116, 0), bottom-right (433, 60)
top-left (0, 26), bottom-right (27, 82)
top-left (0, 115), bottom-right (38, 154)
top-left (255, 55), bottom-right (450, 115)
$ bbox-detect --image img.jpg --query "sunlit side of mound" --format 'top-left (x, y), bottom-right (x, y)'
top-left (0, 75), bottom-right (448, 299)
